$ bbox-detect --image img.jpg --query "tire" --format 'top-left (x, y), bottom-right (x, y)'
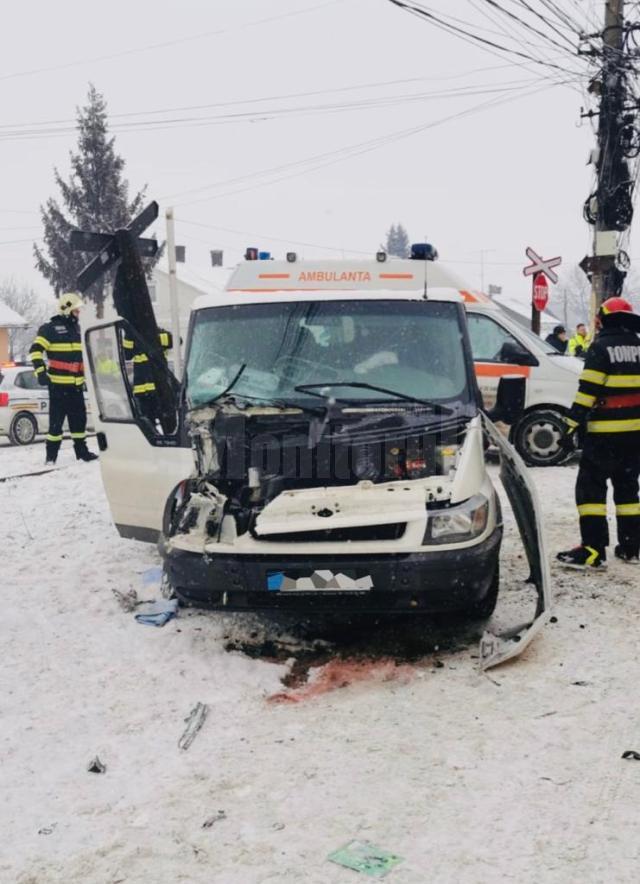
top-left (9, 412), bottom-right (38, 445)
top-left (513, 408), bottom-right (570, 467)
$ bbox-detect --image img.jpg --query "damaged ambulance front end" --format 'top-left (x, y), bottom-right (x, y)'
top-left (84, 271), bottom-right (550, 669)
top-left (160, 294), bottom-right (505, 618)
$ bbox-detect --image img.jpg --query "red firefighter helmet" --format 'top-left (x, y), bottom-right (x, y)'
top-left (599, 297), bottom-right (633, 315)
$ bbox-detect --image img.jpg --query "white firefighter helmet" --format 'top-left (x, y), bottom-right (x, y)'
top-left (58, 292), bottom-right (84, 316)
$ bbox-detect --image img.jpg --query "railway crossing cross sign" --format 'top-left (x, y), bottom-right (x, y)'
top-left (523, 246), bottom-right (561, 334)
top-left (522, 246), bottom-right (562, 285)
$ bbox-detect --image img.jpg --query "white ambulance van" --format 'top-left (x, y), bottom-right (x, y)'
top-left (83, 249), bottom-right (550, 668)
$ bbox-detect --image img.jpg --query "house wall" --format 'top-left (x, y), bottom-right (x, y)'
top-left (0, 328), bottom-right (9, 361)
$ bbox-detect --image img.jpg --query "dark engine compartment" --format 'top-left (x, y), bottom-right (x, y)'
top-left (172, 409), bottom-right (467, 540)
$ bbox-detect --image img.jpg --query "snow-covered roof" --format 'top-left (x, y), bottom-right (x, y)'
top-left (490, 292), bottom-right (560, 330)
top-left (0, 303), bottom-right (28, 328)
top-left (154, 264), bottom-right (231, 296)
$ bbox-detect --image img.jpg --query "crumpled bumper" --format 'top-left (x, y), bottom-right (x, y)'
top-left (161, 527), bottom-right (502, 613)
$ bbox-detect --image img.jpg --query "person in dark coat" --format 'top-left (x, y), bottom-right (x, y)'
top-left (545, 324), bottom-right (568, 354)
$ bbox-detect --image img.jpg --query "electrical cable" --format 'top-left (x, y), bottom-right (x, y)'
top-left (476, 0), bottom-right (579, 54)
top-left (0, 0), bottom-right (344, 83)
top-left (505, 0), bottom-right (580, 46)
top-left (386, 0), bottom-right (585, 74)
top-left (0, 77), bottom-right (552, 141)
top-left (173, 79), bottom-right (575, 208)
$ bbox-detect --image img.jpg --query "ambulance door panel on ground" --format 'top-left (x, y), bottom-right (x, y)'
top-left (466, 312), bottom-right (535, 410)
top-left (85, 323), bottom-right (192, 542)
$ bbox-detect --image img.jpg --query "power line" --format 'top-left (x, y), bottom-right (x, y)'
top-left (0, 77), bottom-right (551, 141)
top-left (172, 79), bottom-right (574, 208)
top-left (504, 0), bottom-right (581, 47)
top-left (0, 62), bottom-right (559, 131)
top-left (386, 0), bottom-right (583, 73)
top-left (0, 0), bottom-right (343, 83)
top-left (476, 0), bottom-right (578, 54)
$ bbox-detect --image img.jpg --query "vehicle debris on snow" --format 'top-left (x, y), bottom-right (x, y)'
top-left (87, 756), bottom-right (106, 774)
top-left (178, 702), bottom-right (209, 750)
top-left (134, 598), bottom-right (178, 627)
top-left (327, 840), bottom-right (404, 878)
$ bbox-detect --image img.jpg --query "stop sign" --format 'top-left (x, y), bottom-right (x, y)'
top-left (532, 272), bottom-right (549, 311)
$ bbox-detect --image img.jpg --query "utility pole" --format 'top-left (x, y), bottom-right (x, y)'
top-left (165, 208), bottom-right (183, 379)
top-left (584, 1), bottom-right (627, 325)
top-left (479, 249), bottom-right (495, 293)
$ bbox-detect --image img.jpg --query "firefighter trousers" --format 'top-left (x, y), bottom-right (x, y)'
top-left (46, 386), bottom-right (88, 461)
top-left (576, 438), bottom-right (640, 556)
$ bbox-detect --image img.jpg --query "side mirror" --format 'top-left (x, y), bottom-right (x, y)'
top-left (486, 376), bottom-right (526, 425)
top-left (499, 341), bottom-right (538, 366)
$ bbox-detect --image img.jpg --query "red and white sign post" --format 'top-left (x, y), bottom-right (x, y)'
top-left (532, 272), bottom-right (549, 312)
top-left (523, 247), bottom-right (562, 336)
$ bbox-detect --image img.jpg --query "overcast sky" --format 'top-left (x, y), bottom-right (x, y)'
top-left (0, 0), bottom-right (623, 316)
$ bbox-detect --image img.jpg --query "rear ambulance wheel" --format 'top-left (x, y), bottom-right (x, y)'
top-left (513, 409), bottom-right (569, 467)
top-left (9, 412), bottom-right (38, 445)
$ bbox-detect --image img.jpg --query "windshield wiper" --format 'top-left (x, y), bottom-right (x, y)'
top-left (294, 381), bottom-right (453, 414)
top-left (230, 393), bottom-right (324, 417)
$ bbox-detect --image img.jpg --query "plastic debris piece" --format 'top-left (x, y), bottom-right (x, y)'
top-left (38, 824), bottom-right (57, 835)
top-left (134, 598), bottom-right (178, 627)
top-left (178, 702), bottom-right (209, 750)
top-left (328, 840), bottom-right (403, 878)
top-left (622, 750), bottom-right (640, 760)
top-left (202, 810), bottom-right (226, 828)
top-left (87, 756), bottom-right (106, 774)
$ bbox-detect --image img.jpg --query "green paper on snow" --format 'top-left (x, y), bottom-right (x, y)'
top-left (327, 840), bottom-right (403, 878)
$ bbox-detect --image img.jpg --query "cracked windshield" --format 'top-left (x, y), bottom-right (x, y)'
top-left (186, 299), bottom-right (470, 408)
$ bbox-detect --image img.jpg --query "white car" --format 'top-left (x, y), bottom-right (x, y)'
top-left (0, 363), bottom-right (93, 445)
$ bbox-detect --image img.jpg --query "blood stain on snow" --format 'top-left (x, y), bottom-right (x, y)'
top-left (267, 657), bottom-right (416, 704)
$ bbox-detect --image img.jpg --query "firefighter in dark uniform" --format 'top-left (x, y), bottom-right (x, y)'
top-left (557, 297), bottom-right (640, 569)
top-left (123, 328), bottom-right (173, 421)
top-left (29, 292), bottom-right (98, 465)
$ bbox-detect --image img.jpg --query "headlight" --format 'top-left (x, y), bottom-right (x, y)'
top-left (424, 494), bottom-right (489, 544)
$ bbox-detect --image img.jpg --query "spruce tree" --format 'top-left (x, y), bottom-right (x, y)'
top-left (34, 84), bottom-right (150, 317)
top-left (384, 223), bottom-right (410, 258)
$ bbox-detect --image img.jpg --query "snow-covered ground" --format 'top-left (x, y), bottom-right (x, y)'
top-left (1, 439), bottom-right (639, 884)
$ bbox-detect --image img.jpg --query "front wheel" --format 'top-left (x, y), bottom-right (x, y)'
top-left (513, 409), bottom-right (571, 467)
top-left (9, 412), bottom-right (38, 445)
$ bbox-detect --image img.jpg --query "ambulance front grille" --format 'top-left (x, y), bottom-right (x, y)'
top-left (255, 523), bottom-right (407, 543)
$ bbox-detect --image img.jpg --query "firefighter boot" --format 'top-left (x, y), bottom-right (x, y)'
top-left (556, 545), bottom-right (607, 570)
top-left (74, 440), bottom-right (98, 462)
top-left (45, 439), bottom-right (60, 465)
top-left (614, 545), bottom-right (640, 566)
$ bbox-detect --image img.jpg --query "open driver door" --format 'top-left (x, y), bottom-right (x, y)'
top-left (75, 204), bottom-right (192, 542)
